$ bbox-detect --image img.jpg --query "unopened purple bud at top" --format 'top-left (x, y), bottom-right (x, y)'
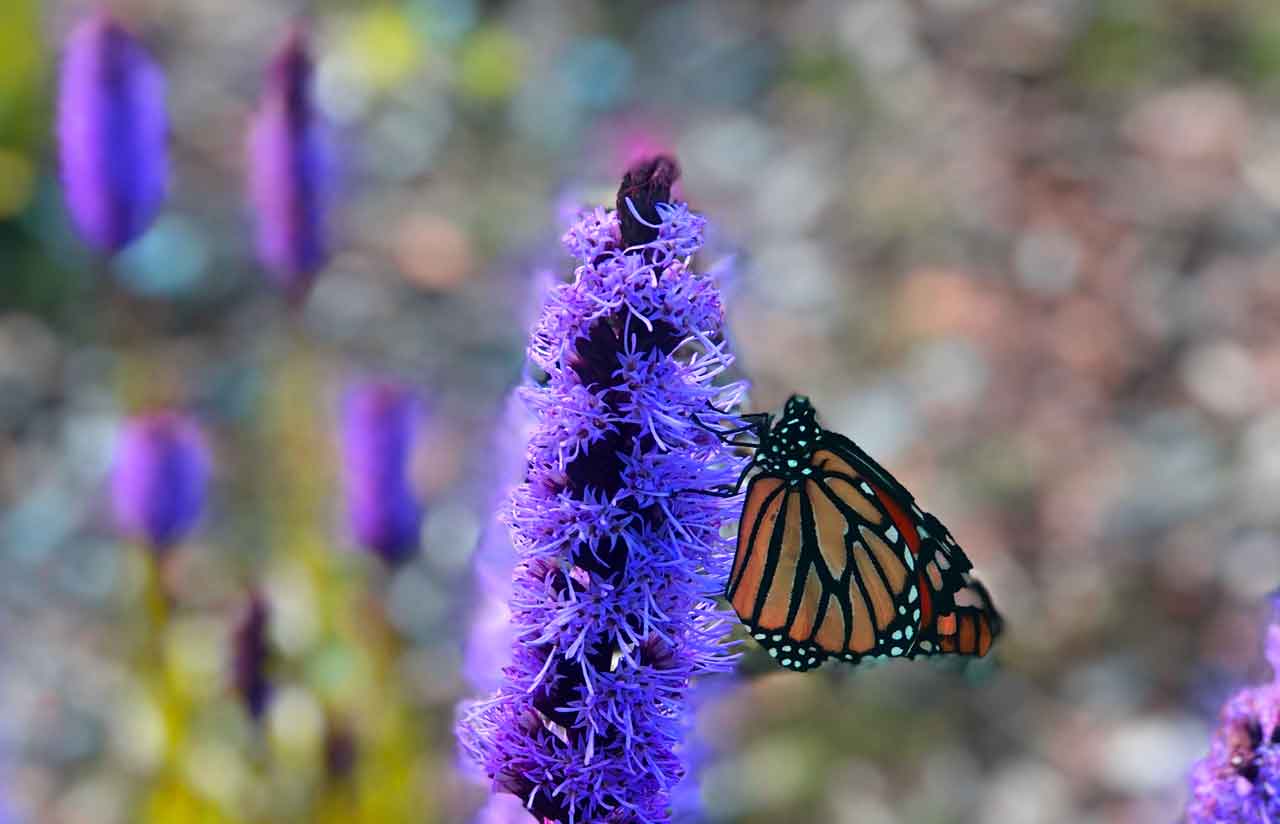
top-left (231, 591), bottom-right (271, 721)
top-left (247, 25), bottom-right (334, 303)
top-left (111, 412), bottom-right (209, 551)
top-left (1185, 591), bottom-right (1280, 823)
top-left (57, 10), bottom-right (167, 253)
top-left (339, 381), bottom-right (423, 565)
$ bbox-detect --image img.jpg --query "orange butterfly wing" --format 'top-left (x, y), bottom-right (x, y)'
top-left (728, 424), bottom-right (1002, 671)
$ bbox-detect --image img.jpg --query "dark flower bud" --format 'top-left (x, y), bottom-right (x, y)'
top-left (231, 591), bottom-right (271, 721)
top-left (615, 155), bottom-right (679, 248)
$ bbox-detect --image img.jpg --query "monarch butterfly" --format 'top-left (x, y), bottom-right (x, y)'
top-left (703, 395), bottom-right (1002, 672)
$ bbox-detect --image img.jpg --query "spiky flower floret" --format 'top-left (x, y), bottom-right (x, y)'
top-left (1186, 594), bottom-right (1280, 823)
top-left (458, 157), bottom-right (746, 824)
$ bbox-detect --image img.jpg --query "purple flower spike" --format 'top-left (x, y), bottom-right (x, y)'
top-left (247, 25), bottom-right (334, 302)
top-left (231, 591), bottom-right (271, 721)
top-left (457, 157), bottom-right (747, 824)
top-left (1186, 592), bottom-right (1280, 822)
top-left (339, 381), bottom-right (423, 565)
top-left (111, 412), bottom-right (209, 552)
top-left (57, 10), bottom-right (168, 253)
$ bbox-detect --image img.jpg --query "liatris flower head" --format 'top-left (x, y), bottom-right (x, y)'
top-left (57, 9), bottom-right (167, 253)
top-left (231, 590), bottom-right (271, 721)
top-left (339, 380), bottom-right (424, 565)
top-left (1186, 592), bottom-right (1280, 822)
top-left (457, 156), bottom-right (746, 823)
top-left (111, 411), bottom-right (209, 552)
top-left (247, 24), bottom-right (335, 303)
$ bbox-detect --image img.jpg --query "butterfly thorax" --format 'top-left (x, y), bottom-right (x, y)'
top-left (754, 395), bottom-right (821, 483)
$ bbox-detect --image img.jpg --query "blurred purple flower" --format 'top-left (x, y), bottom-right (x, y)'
top-left (339, 380), bottom-right (423, 565)
top-left (462, 391), bottom-right (538, 696)
top-left (111, 411), bottom-right (209, 551)
top-left (57, 10), bottom-right (167, 253)
top-left (231, 590), bottom-right (271, 721)
top-left (472, 793), bottom-right (539, 824)
top-left (457, 156), bottom-right (746, 823)
top-left (247, 25), bottom-right (334, 302)
top-left (671, 674), bottom-right (737, 822)
top-left (1186, 592), bottom-right (1280, 823)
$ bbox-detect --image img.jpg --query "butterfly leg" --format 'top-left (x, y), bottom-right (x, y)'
top-left (675, 458), bottom-right (754, 498)
top-left (691, 411), bottom-right (768, 445)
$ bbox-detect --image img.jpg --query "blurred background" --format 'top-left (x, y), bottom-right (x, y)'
top-left (4, 0), bottom-right (1280, 821)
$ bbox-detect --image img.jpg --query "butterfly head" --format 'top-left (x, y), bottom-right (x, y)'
top-left (756, 395), bottom-right (821, 478)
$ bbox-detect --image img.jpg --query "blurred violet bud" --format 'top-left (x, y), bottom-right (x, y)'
top-left (111, 411), bottom-right (209, 552)
top-left (323, 715), bottom-right (358, 782)
top-left (57, 10), bottom-right (167, 253)
top-left (231, 591), bottom-right (271, 721)
top-left (339, 381), bottom-right (423, 565)
top-left (1186, 591), bottom-right (1280, 823)
top-left (247, 26), bottom-right (334, 303)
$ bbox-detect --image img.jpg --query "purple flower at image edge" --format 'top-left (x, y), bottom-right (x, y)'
top-left (247, 24), bottom-right (334, 303)
top-left (1186, 592), bottom-right (1280, 823)
top-left (57, 10), bottom-right (167, 253)
top-left (457, 156), bottom-right (747, 824)
top-left (111, 412), bottom-right (209, 552)
top-left (339, 381), bottom-right (424, 566)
